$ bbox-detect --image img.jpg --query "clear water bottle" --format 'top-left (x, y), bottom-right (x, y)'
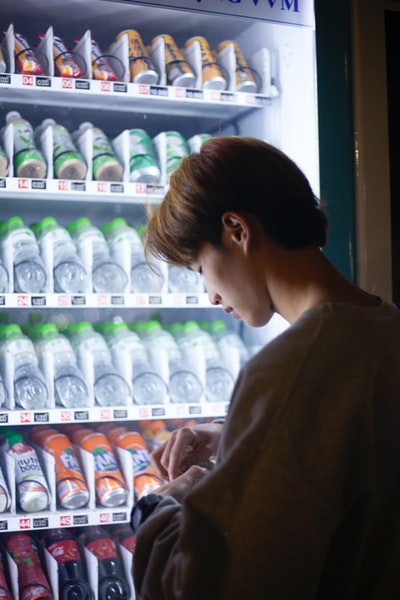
top-left (171, 320), bottom-right (234, 403)
top-left (138, 320), bottom-right (203, 403)
top-left (209, 319), bottom-right (250, 376)
top-left (65, 322), bottom-right (131, 407)
top-left (66, 218), bottom-right (128, 293)
top-left (32, 323), bottom-right (89, 408)
top-left (0, 216), bottom-right (47, 293)
top-left (31, 216), bottom-right (88, 293)
top-left (0, 259), bottom-right (9, 293)
top-left (0, 324), bottom-right (48, 409)
top-left (97, 321), bottom-right (167, 405)
top-left (101, 218), bottom-right (164, 293)
top-left (168, 265), bottom-right (204, 293)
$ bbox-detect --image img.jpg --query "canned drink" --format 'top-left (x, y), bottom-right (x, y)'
top-left (216, 40), bottom-right (259, 93)
top-left (74, 428), bottom-right (128, 508)
top-left (13, 31), bottom-right (43, 75)
top-left (128, 129), bottom-right (161, 183)
top-left (74, 122), bottom-right (123, 181)
top-left (116, 29), bottom-right (158, 84)
top-left (150, 34), bottom-right (196, 88)
top-left (31, 426), bottom-right (90, 510)
top-left (52, 35), bottom-right (83, 78)
top-left (164, 131), bottom-right (190, 179)
top-left (90, 38), bottom-right (118, 81)
top-left (184, 36), bottom-right (227, 90)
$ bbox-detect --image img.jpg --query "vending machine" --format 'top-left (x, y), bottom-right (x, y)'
top-left (0, 0), bottom-right (327, 597)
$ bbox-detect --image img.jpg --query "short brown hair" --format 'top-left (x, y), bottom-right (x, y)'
top-left (145, 136), bottom-right (328, 267)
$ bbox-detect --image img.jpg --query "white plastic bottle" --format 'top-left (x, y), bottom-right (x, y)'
top-left (171, 320), bottom-right (234, 403)
top-left (31, 216), bottom-right (88, 293)
top-left (32, 323), bottom-right (89, 408)
top-left (168, 265), bottom-right (204, 293)
top-left (138, 320), bottom-right (203, 404)
top-left (101, 218), bottom-right (164, 293)
top-left (209, 319), bottom-right (250, 376)
top-left (0, 324), bottom-right (49, 409)
top-left (0, 258), bottom-right (9, 293)
top-left (0, 216), bottom-right (47, 293)
top-left (97, 321), bottom-right (167, 405)
top-left (1, 429), bottom-right (51, 512)
top-left (65, 321), bottom-right (131, 407)
top-left (66, 217), bottom-right (128, 293)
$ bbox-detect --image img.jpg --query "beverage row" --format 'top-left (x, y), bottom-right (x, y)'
top-left (0, 421), bottom-right (173, 515)
top-left (0, 319), bottom-right (249, 410)
top-left (1, 23), bottom-right (262, 93)
top-left (0, 110), bottom-right (211, 182)
top-left (0, 525), bottom-right (135, 600)
top-left (0, 216), bottom-right (204, 294)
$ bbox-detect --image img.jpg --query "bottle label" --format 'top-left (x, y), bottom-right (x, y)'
top-left (47, 538), bottom-right (81, 564)
top-left (86, 536), bottom-right (119, 559)
top-left (8, 443), bottom-right (47, 484)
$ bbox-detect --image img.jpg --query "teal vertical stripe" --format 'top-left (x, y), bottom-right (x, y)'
top-left (315, 0), bottom-right (356, 281)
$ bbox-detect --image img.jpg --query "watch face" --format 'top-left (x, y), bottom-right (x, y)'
top-left (131, 494), bottom-right (163, 533)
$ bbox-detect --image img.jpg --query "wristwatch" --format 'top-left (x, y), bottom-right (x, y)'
top-left (130, 493), bottom-right (164, 534)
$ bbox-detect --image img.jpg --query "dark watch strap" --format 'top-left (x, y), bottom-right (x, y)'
top-left (130, 493), bottom-right (164, 534)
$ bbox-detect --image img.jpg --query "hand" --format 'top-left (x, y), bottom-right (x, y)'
top-left (155, 465), bottom-right (209, 502)
top-left (150, 422), bottom-right (223, 481)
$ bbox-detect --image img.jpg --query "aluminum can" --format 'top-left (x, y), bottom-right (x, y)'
top-left (128, 128), bottom-right (161, 183)
top-left (150, 34), bottom-right (195, 87)
top-left (184, 36), bottom-right (227, 90)
top-left (31, 426), bottom-right (90, 510)
top-left (164, 130), bottom-right (190, 179)
top-left (116, 29), bottom-right (158, 84)
top-left (216, 40), bottom-right (259, 93)
top-left (73, 427), bottom-right (128, 508)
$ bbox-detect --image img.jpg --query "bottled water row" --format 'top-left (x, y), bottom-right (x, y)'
top-left (0, 319), bottom-right (250, 411)
top-left (0, 215), bottom-right (204, 295)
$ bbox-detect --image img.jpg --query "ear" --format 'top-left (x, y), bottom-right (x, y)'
top-left (221, 212), bottom-right (251, 253)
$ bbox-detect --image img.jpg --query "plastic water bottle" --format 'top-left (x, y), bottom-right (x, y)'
top-left (0, 258), bottom-right (9, 293)
top-left (66, 217), bottom-right (128, 293)
top-left (171, 320), bottom-right (234, 403)
top-left (168, 265), bottom-right (204, 293)
top-left (65, 322), bottom-right (131, 407)
top-left (97, 321), bottom-right (167, 405)
top-left (101, 218), bottom-right (164, 293)
top-left (0, 324), bottom-right (48, 409)
top-left (0, 216), bottom-right (47, 293)
top-left (209, 319), bottom-right (250, 376)
top-left (32, 323), bottom-right (89, 408)
top-left (31, 216), bottom-right (88, 293)
top-left (138, 320), bottom-right (203, 403)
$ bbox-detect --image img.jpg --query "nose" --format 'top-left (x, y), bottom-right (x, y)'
top-left (209, 291), bottom-right (221, 306)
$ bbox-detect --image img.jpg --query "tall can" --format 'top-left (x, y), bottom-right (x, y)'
top-left (72, 428), bottom-right (128, 508)
top-left (115, 29), bottom-right (158, 84)
top-left (128, 129), bottom-right (161, 183)
top-left (216, 40), bottom-right (259, 93)
top-left (184, 36), bottom-right (227, 90)
top-left (150, 34), bottom-right (196, 88)
top-left (30, 426), bottom-right (90, 510)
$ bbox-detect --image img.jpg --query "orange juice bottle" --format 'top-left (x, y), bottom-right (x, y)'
top-left (74, 428), bottom-right (127, 508)
top-left (31, 426), bottom-right (90, 510)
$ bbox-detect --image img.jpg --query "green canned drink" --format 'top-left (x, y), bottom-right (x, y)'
top-left (164, 131), bottom-right (189, 179)
top-left (129, 129), bottom-right (161, 184)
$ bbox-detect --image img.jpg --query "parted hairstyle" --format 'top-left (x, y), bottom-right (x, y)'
top-left (145, 136), bottom-right (328, 268)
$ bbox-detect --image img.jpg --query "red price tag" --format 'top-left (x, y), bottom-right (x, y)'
top-left (138, 84), bottom-right (150, 95)
top-left (22, 75), bottom-right (34, 86)
top-left (101, 81), bottom-right (112, 92)
top-left (60, 515), bottom-right (72, 527)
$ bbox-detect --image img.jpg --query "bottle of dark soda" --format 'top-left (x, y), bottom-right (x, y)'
top-left (79, 526), bottom-right (130, 600)
top-left (42, 529), bottom-right (94, 600)
top-left (0, 544), bottom-right (12, 599)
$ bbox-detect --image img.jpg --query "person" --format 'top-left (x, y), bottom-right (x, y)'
top-left (131, 136), bottom-right (400, 599)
